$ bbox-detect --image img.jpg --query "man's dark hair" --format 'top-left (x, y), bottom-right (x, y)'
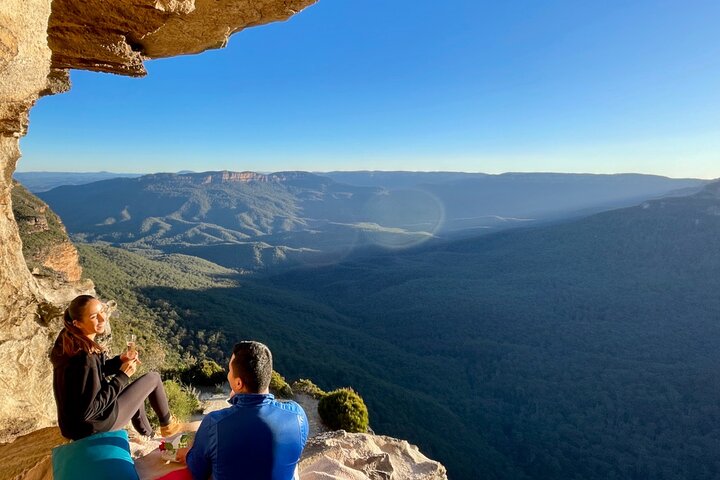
top-left (231, 341), bottom-right (273, 393)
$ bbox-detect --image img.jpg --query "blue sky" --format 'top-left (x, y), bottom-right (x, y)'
top-left (19, 0), bottom-right (720, 178)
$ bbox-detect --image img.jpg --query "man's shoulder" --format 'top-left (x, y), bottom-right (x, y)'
top-left (201, 405), bottom-right (237, 427)
top-left (203, 397), bottom-right (306, 427)
top-left (268, 399), bottom-right (306, 417)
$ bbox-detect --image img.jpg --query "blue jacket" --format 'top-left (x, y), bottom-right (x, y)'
top-left (186, 393), bottom-right (309, 480)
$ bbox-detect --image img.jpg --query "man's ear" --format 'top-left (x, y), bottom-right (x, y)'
top-left (231, 376), bottom-right (244, 393)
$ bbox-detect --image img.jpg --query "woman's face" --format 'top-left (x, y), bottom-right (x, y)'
top-left (73, 299), bottom-right (107, 338)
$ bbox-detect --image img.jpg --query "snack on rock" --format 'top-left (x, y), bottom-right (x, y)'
top-left (159, 433), bottom-right (195, 462)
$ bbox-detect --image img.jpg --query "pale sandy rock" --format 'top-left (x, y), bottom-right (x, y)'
top-left (295, 392), bottom-right (330, 437)
top-left (0, 0), bottom-right (53, 138)
top-left (0, 271), bottom-right (95, 443)
top-left (299, 431), bottom-right (448, 480)
top-left (48, 0), bottom-right (318, 76)
top-left (0, 426), bottom-right (68, 480)
top-left (0, 0), bottom-right (58, 440)
top-left (140, 0), bottom-right (318, 59)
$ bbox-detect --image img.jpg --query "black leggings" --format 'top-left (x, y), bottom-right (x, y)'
top-left (110, 371), bottom-right (171, 436)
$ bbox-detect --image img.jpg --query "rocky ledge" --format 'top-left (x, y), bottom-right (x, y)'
top-left (300, 431), bottom-right (448, 480)
top-left (0, 427), bottom-right (447, 480)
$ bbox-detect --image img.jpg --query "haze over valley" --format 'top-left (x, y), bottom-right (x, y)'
top-left (30, 170), bottom-right (707, 271)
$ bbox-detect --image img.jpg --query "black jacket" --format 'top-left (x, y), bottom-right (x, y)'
top-left (50, 332), bottom-right (130, 440)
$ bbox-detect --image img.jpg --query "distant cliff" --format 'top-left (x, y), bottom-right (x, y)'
top-left (12, 181), bottom-right (82, 282)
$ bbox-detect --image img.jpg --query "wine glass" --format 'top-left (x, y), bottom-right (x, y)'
top-left (125, 333), bottom-right (137, 357)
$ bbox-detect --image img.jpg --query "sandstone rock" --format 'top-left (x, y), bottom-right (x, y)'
top-left (0, 185), bottom-right (96, 442)
top-left (0, 0), bottom-right (53, 138)
top-left (48, 0), bottom-right (318, 77)
top-left (0, 426), bottom-right (68, 480)
top-left (42, 242), bottom-right (83, 282)
top-left (299, 431), bottom-right (448, 480)
top-left (0, 1), bottom-right (61, 442)
top-left (0, 23), bottom-right (19, 73)
top-left (140, 0), bottom-right (317, 59)
top-left (294, 392), bottom-right (331, 438)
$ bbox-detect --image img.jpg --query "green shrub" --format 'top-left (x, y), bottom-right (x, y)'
top-left (270, 371), bottom-right (294, 399)
top-left (318, 388), bottom-right (369, 433)
top-left (179, 359), bottom-right (226, 386)
top-left (291, 378), bottom-right (327, 399)
top-left (147, 380), bottom-right (201, 428)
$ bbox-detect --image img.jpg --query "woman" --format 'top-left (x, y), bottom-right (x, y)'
top-left (50, 294), bottom-right (181, 440)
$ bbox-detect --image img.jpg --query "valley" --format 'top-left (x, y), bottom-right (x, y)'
top-left (19, 172), bottom-right (720, 479)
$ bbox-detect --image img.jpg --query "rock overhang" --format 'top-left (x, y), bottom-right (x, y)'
top-left (48, 0), bottom-right (318, 77)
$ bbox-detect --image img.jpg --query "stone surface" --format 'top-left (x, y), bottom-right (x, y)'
top-left (0, 0), bottom-right (61, 440)
top-left (0, 426), bottom-right (68, 480)
top-left (0, 182), bottom-right (94, 442)
top-left (48, 0), bottom-right (318, 76)
top-left (41, 242), bottom-right (83, 282)
top-left (294, 392), bottom-right (331, 438)
top-left (0, 0), bottom-right (53, 138)
top-left (299, 431), bottom-right (449, 480)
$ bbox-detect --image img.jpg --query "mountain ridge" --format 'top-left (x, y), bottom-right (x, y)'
top-left (34, 171), bottom-right (708, 272)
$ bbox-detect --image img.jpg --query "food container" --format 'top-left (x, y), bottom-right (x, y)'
top-left (159, 433), bottom-right (194, 462)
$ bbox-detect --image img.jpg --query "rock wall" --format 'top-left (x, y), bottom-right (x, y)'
top-left (0, 0), bottom-right (316, 440)
top-left (48, 0), bottom-right (317, 76)
top-left (0, 0), bottom-right (61, 439)
top-left (2, 183), bottom-right (94, 442)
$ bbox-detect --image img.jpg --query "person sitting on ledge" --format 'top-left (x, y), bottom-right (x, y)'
top-left (178, 341), bottom-right (309, 480)
top-left (50, 294), bottom-right (181, 440)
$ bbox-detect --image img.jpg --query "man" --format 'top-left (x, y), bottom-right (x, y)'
top-left (179, 341), bottom-right (308, 480)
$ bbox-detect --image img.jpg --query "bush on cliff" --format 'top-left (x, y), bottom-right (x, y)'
top-left (147, 380), bottom-right (201, 427)
top-left (292, 378), bottom-right (327, 399)
top-left (318, 388), bottom-right (369, 433)
top-left (179, 359), bottom-right (227, 387)
top-left (270, 371), bottom-right (294, 399)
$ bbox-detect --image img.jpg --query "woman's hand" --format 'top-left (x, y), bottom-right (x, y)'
top-left (120, 358), bottom-right (140, 377)
top-left (176, 447), bottom-right (189, 464)
top-left (120, 349), bottom-right (139, 363)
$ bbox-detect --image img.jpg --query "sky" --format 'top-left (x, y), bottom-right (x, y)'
top-left (18, 0), bottom-right (720, 178)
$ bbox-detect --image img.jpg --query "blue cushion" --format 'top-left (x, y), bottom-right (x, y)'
top-left (52, 430), bottom-right (139, 480)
